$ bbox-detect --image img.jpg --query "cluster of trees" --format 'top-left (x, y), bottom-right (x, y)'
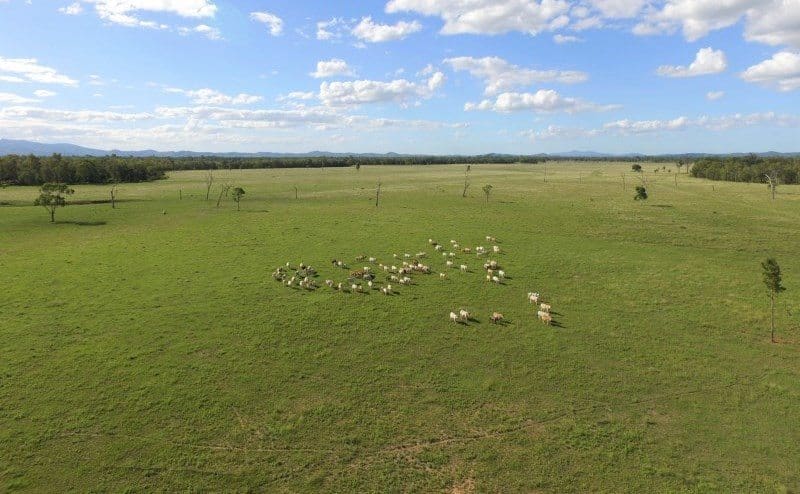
top-left (0, 154), bottom-right (166, 185)
top-left (0, 153), bottom-right (546, 186)
top-left (690, 155), bottom-right (800, 184)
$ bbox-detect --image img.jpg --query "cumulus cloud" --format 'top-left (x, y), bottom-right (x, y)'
top-left (0, 106), bottom-right (154, 122)
top-left (706, 91), bottom-right (725, 100)
top-left (741, 51), bottom-right (800, 91)
top-left (318, 72), bottom-right (446, 107)
top-left (164, 87), bottom-right (263, 105)
top-left (250, 11), bottom-right (283, 36)
top-left (657, 47), bottom-right (727, 77)
top-left (465, 90), bottom-right (619, 113)
top-left (351, 16), bottom-right (422, 42)
top-left (0, 56), bottom-right (78, 86)
top-left (745, 2), bottom-right (800, 48)
top-left (385, 0), bottom-right (571, 36)
top-left (310, 59), bottom-right (355, 79)
top-left (58, 2), bottom-right (83, 15)
top-left (444, 56), bottom-right (587, 95)
top-left (587, 0), bottom-right (646, 18)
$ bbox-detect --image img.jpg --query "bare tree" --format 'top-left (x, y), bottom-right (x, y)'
top-left (216, 183), bottom-right (232, 208)
top-left (765, 172), bottom-right (778, 200)
top-left (110, 183), bottom-right (118, 209)
top-left (462, 166), bottom-right (470, 198)
top-left (204, 170), bottom-right (214, 201)
top-left (375, 181), bottom-right (382, 207)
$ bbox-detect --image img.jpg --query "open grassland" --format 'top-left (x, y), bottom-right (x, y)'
top-left (1, 163), bottom-right (799, 492)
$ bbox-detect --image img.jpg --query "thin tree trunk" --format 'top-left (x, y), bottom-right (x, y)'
top-left (771, 292), bottom-right (776, 343)
top-left (50, 209), bottom-right (55, 222)
top-left (375, 182), bottom-right (381, 207)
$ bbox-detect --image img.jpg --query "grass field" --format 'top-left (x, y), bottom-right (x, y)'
top-left (1, 163), bottom-right (799, 492)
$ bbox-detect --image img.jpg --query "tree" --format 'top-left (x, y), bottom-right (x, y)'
top-left (34, 183), bottom-right (74, 222)
top-left (762, 258), bottom-right (785, 343)
top-left (204, 170), bottom-right (214, 201)
top-left (110, 183), bottom-right (118, 209)
top-left (231, 187), bottom-right (245, 211)
top-left (375, 180), bottom-right (381, 207)
top-left (462, 166), bottom-right (470, 198)
top-left (631, 164), bottom-right (642, 173)
top-left (764, 172), bottom-right (778, 200)
top-left (634, 185), bottom-right (648, 201)
top-left (676, 160), bottom-right (684, 174)
top-left (216, 183), bottom-right (232, 208)
top-left (482, 184), bottom-right (493, 203)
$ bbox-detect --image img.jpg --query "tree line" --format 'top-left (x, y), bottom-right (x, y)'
top-left (690, 154), bottom-right (800, 184)
top-left (0, 153), bottom-right (547, 186)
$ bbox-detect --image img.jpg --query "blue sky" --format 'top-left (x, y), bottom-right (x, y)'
top-left (0, 0), bottom-right (799, 154)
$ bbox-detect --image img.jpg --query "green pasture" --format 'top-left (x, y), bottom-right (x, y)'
top-left (1, 163), bottom-right (798, 492)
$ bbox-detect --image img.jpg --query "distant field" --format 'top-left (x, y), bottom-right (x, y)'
top-left (1, 163), bottom-right (799, 492)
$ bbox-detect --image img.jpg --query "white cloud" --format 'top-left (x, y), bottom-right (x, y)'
top-left (316, 18), bottom-right (349, 40)
top-left (0, 92), bottom-right (40, 104)
top-left (385, 0), bottom-right (571, 36)
top-left (0, 75), bottom-right (26, 83)
top-left (741, 51), bottom-right (800, 91)
top-left (279, 91), bottom-right (316, 101)
top-left (351, 16), bottom-right (422, 42)
top-left (164, 87), bottom-right (263, 105)
top-left (525, 112), bottom-right (800, 140)
top-left (311, 59), bottom-right (355, 79)
top-left (83, 0), bottom-right (216, 29)
top-left (33, 89), bottom-right (57, 98)
top-left (706, 91), bottom-right (725, 100)
top-left (250, 11), bottom-right (283, 36)
top-left (58, 2), bottom-right (83, 15)
top-left (0, 106), bottom-right (154, 122)
top-left (318, 72), bottom-right (446, 107)
top-left (178, 24), bottom-right (222, 40)
top-left (444, 56), bottom-right (587, 95)
top-left (630, 0), bottom-right (800, 47)
top-left (465, 90), bottom-right (619, 113)
top-left (745, 2), bottom-right (800, 48)
top-left (0, 57), bottom-right (78, 86)
top-left (657, 47), bottom-right (727, 77)
top-left (587, 0), bottom-right (646, 18)
top-left (553, 34), bottom-right (582, 43)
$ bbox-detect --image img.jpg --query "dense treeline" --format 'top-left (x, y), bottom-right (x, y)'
top-left (0, 154), bottom-right (166, 185)
top-left (690, 154), bottom-right (800, 184)
top-left (0, 153), bottom-right (543, 185)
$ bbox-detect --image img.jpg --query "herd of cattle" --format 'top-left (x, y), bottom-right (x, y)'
top-left (271, 235), bottom-right (555, 326)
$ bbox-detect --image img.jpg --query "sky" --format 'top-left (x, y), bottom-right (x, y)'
top-left (0, 0), bottom-right (799, 155)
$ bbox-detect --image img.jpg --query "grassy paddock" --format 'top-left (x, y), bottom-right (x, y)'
top-left (1, 162), bottom-right (799, 492)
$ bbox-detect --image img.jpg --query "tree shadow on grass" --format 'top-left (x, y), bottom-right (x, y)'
top-left (55, 220), bottom-right (107, 227)
top-left (650, 204), bottom-right (674, 208)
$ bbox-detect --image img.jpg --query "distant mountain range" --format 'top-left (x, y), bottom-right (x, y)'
top-left (1, 139), bottom-right (798, 159)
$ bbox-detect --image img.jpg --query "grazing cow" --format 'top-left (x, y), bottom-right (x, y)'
top-left (493, 245), bottom-right (501, 253)
top-left (450, 312), bottom-right (459, 323)
top-left (539, 312), bottom-right (553, 325)
top-left (490, 312), bottom-right (504, 324)
top-left (498, 270), bottom-right (506, 278)
top-left (459, 309), bottom-right (470, 321)
top-left (540, 303), bottom-right (551, 313)
top-left (440, 273), bottom-right (447, 279)
top-left (528, 292), bottom-right (540, 304)
top-left (492, 276), bottom-right (501, 284)
top-left (446, 260), bottom-right (454, 268)
top-left (460, 264), bottom-right (468, 272)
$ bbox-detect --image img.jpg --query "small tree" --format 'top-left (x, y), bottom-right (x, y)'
top-left (634, 185), bottom-right (648, 201)
top-left (34, 183), bottom-right (74, 222)
top-left (676, 160), bottom-right (684, 174)
top-left (764, 172), bottom-right (778, 200)
top-left (762, 258), bottom-right (785, 343)
top-left (631, 164), bottom-right (642, 173)
top-left (231, 187), bottom-right (245, 211)
top-left (110, 183), bottom-right (118, 209)
top-left (375, 180), bottom-right (381, 207)
top-left (462, 166), bottom-right (470, 198)
top-left (482, 184), bottom-right (493, 203)
top-left (216, 183), bottom-right (232, 208)
top-left (204, 170), bottom-right (214, 201)
top-left (355, 162), bottom-right (361, 171)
